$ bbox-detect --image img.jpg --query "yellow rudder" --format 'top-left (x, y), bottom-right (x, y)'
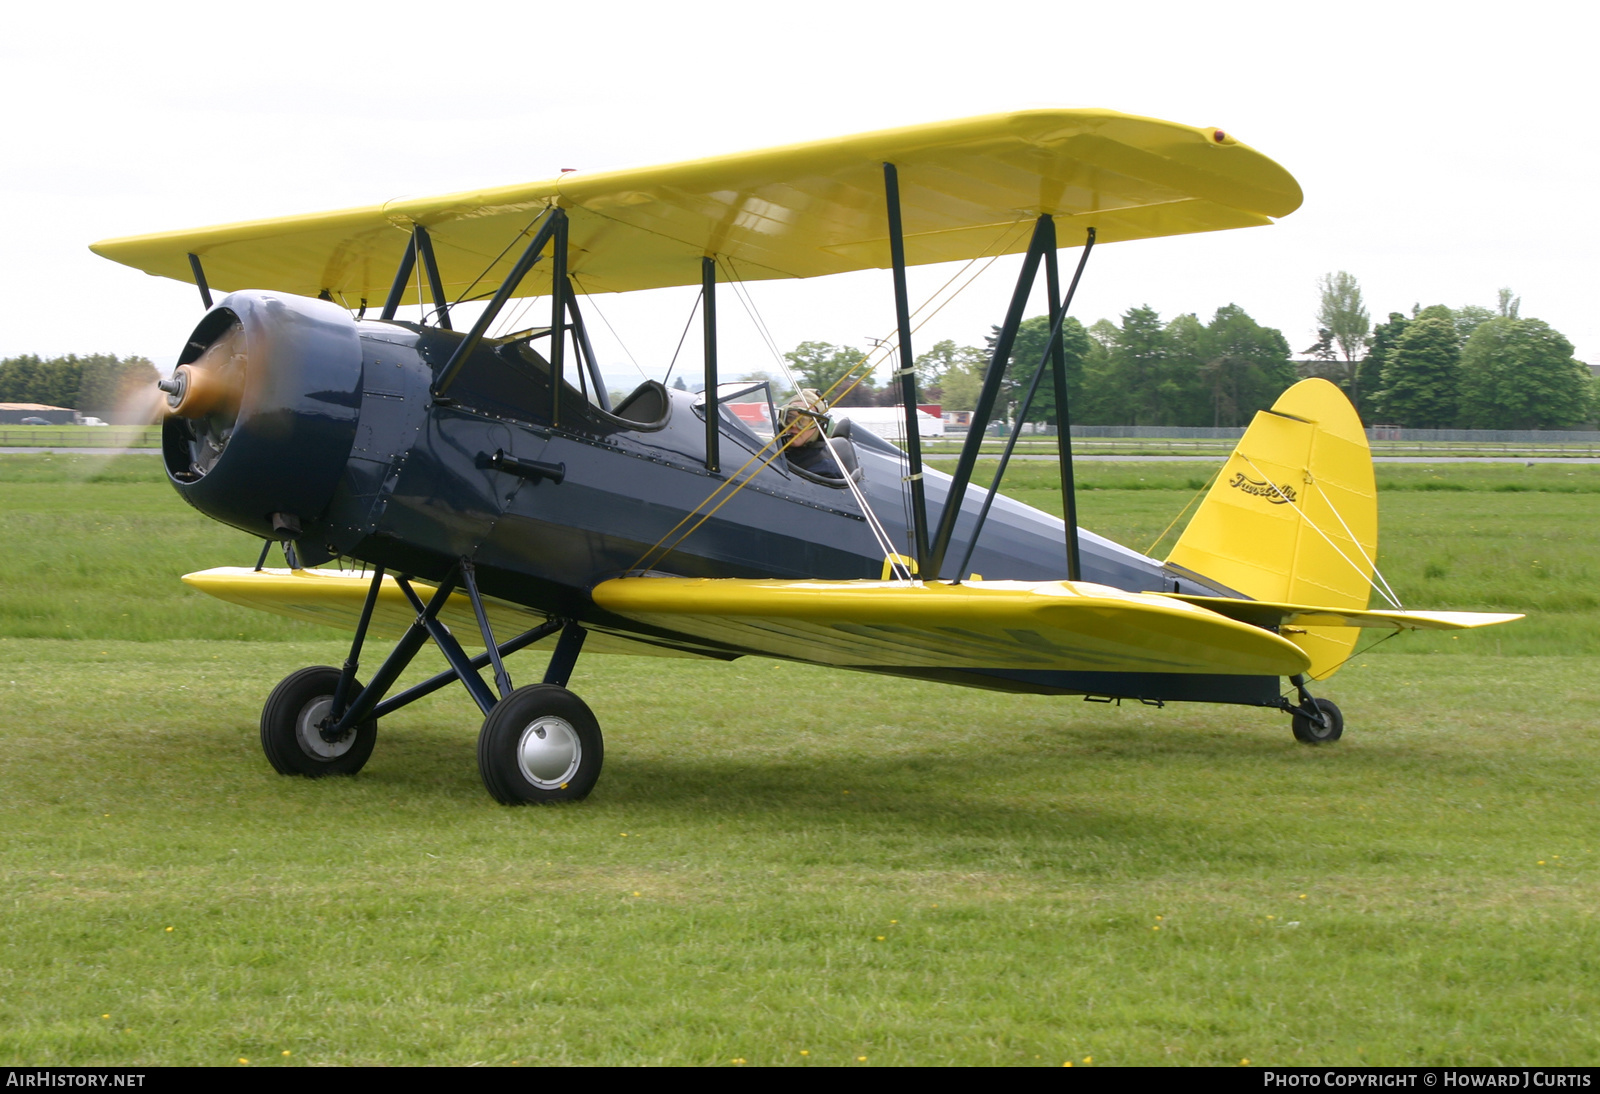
top-left (1166, 378), bottom-right (1377, 679)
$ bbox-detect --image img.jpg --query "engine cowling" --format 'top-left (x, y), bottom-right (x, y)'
top-left (162, 291), bottom-right (363, 540)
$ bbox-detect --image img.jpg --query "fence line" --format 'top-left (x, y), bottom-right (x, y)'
top-left (0, 428), bottom-right (159, 448)
top-left (947, 424), bottom-right (1600, 443)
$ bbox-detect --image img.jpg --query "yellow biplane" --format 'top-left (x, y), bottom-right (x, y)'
top-left (92, 109), bottom-right (1519, 804)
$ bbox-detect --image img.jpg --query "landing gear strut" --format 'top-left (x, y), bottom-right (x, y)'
top-left (257, 560), bottom-right (602, 804)
top-left (1285, 674), bottom-right (1343, 744)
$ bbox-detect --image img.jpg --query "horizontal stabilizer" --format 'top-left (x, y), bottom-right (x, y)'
top-left (591, 576), bottom-right (1311, 676)
top-left (1158, 594), bottom-right (1524, 632)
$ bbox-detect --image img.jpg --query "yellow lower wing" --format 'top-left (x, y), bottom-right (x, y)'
top-left (590, 577), bottom-right (1311, 676)
top-left (181, 568), bottom-right (710, 658)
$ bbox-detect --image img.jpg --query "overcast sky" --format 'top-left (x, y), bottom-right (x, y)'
top-left (4, 0), bottom-right (1593, 383)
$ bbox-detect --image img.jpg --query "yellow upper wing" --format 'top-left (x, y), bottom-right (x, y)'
top-left (91, 109), bottom-right (1301, 304)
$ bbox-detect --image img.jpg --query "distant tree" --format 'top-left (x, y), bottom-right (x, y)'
top-left (912, 339), bottom-right (985, 407)
top-left (1457, 317), bottom-right (1592, 429)
top-left (1065, 305), bottom-right (1295, 426)
top-left (1357, 312), bottom-right (1410, 421)
top-left (985, 316), bottom-right (1091, 424)
top-left (782, 341), bottom-right (877, 405)
top-left (1199, 304), bottom-right (1298, 427)
top-left (0, 354), bottom-right (77, 407)
top-left (978, 325), bottom-right (1025, 423)
top-left (1106, 305), bottom-right (1173, 426)
top-left (1451, 305), bottom-right (1496, 346)
top-left (1372, 316), bottom-right (1460, 427)
top-left (1315, 271), bottom-right (1370, 401)
top-left (1165, 312), bottom-right (1211, 426)
top-left (937, 363), bottom-right (984, 413)
top-left (78, 355), bottom-right (158, 418)
top-left (0, 355), bottom-right (45, 403)
top-left (911, 339), bottom-right (984, 385)
top-left (1302, 328), bottom-right (1338, 364)
top-left (1447, 290), bottom-right (1520, 348)
top-left (1074, 319), bottom-right (1121, 424)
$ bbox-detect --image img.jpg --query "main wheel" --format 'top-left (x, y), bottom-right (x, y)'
top-left (477, 684), bottom-right (604, 804)
top-left (260, 666), bottom-right (377, 777)
top-left (1291, 697), bottom-right (1344, 745)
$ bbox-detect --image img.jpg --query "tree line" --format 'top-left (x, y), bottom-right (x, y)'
top-left (772, 275), bottom-right (1593, 431)
top-left (12, 277), bottom-right (1590, 432)
top-left (1310, 281), bottom-right (1593, 429)
top-left (0, 354), bottom-right (159, 418)
top-left (781, 303), bottom-right (1301, 428)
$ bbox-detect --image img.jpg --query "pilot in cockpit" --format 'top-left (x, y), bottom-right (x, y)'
top-left (777, 389), bottom-right (844, 479)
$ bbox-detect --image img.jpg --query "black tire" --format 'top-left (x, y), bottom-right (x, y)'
top-left (260, 666), bottom-right (377, 777)
top-left (1291, 697), bottom-right (1344, 745)
top-left (477, 684), bottom-right (603, 804)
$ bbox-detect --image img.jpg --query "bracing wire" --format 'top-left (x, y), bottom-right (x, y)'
top-left (1238, 453), bottom-right (1403, 610)
top-left (718, 257), bottom-right (797, 390)
top-left (629, 362), bottom-right (888, 575)
top-left (905, 218), bottom-right (1033, 328)
top-left (570, 274), bottom-right (646, 379)
top-left (631, 215), bottom-right (1038, 574)
top-left (1289, 627), bottom-right (1401, 690)
top-left (449, 207), bottom-right (552, 313)
top-left (629, 425), bottom-right (821, 573)
top-left (490, 292), bottom-right (542, 341)
top-left (1144, 466), bottom-right (1223, 557)
top-left (818, 428), bottom-right (913, 581)
top-left (662, 289), bottom-right (703, 387)
top-left (1317, 482), bottom-right (1404, 610)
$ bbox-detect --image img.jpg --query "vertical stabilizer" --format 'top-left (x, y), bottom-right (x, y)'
top-left (1167, 378), bottom-right (1377, 678)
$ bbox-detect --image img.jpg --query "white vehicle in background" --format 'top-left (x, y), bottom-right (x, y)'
top-left (79, 416), bottom-right (109, 426)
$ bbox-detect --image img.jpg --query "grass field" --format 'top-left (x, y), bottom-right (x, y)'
top-left (1, 454), bottom-right (1596, 1066)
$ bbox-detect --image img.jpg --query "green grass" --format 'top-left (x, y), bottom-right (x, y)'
top-left (932, 458), bottom-right (1600, 657)
top-left (1, 454), bottom-right (1597, 1066)
top-left (0, 455), bottom-right (320, 641)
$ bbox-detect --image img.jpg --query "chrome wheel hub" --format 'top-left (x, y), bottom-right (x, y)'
top-left (517, 716), bottom-right (582, 789)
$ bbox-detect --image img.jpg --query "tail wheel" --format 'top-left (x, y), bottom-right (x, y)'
top-left (260, 666), bottom-right (377, 776)
top-left (477, 684), bottom-right (604, 804)
top-left (1291, 697), bottom-right (1344, 745)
